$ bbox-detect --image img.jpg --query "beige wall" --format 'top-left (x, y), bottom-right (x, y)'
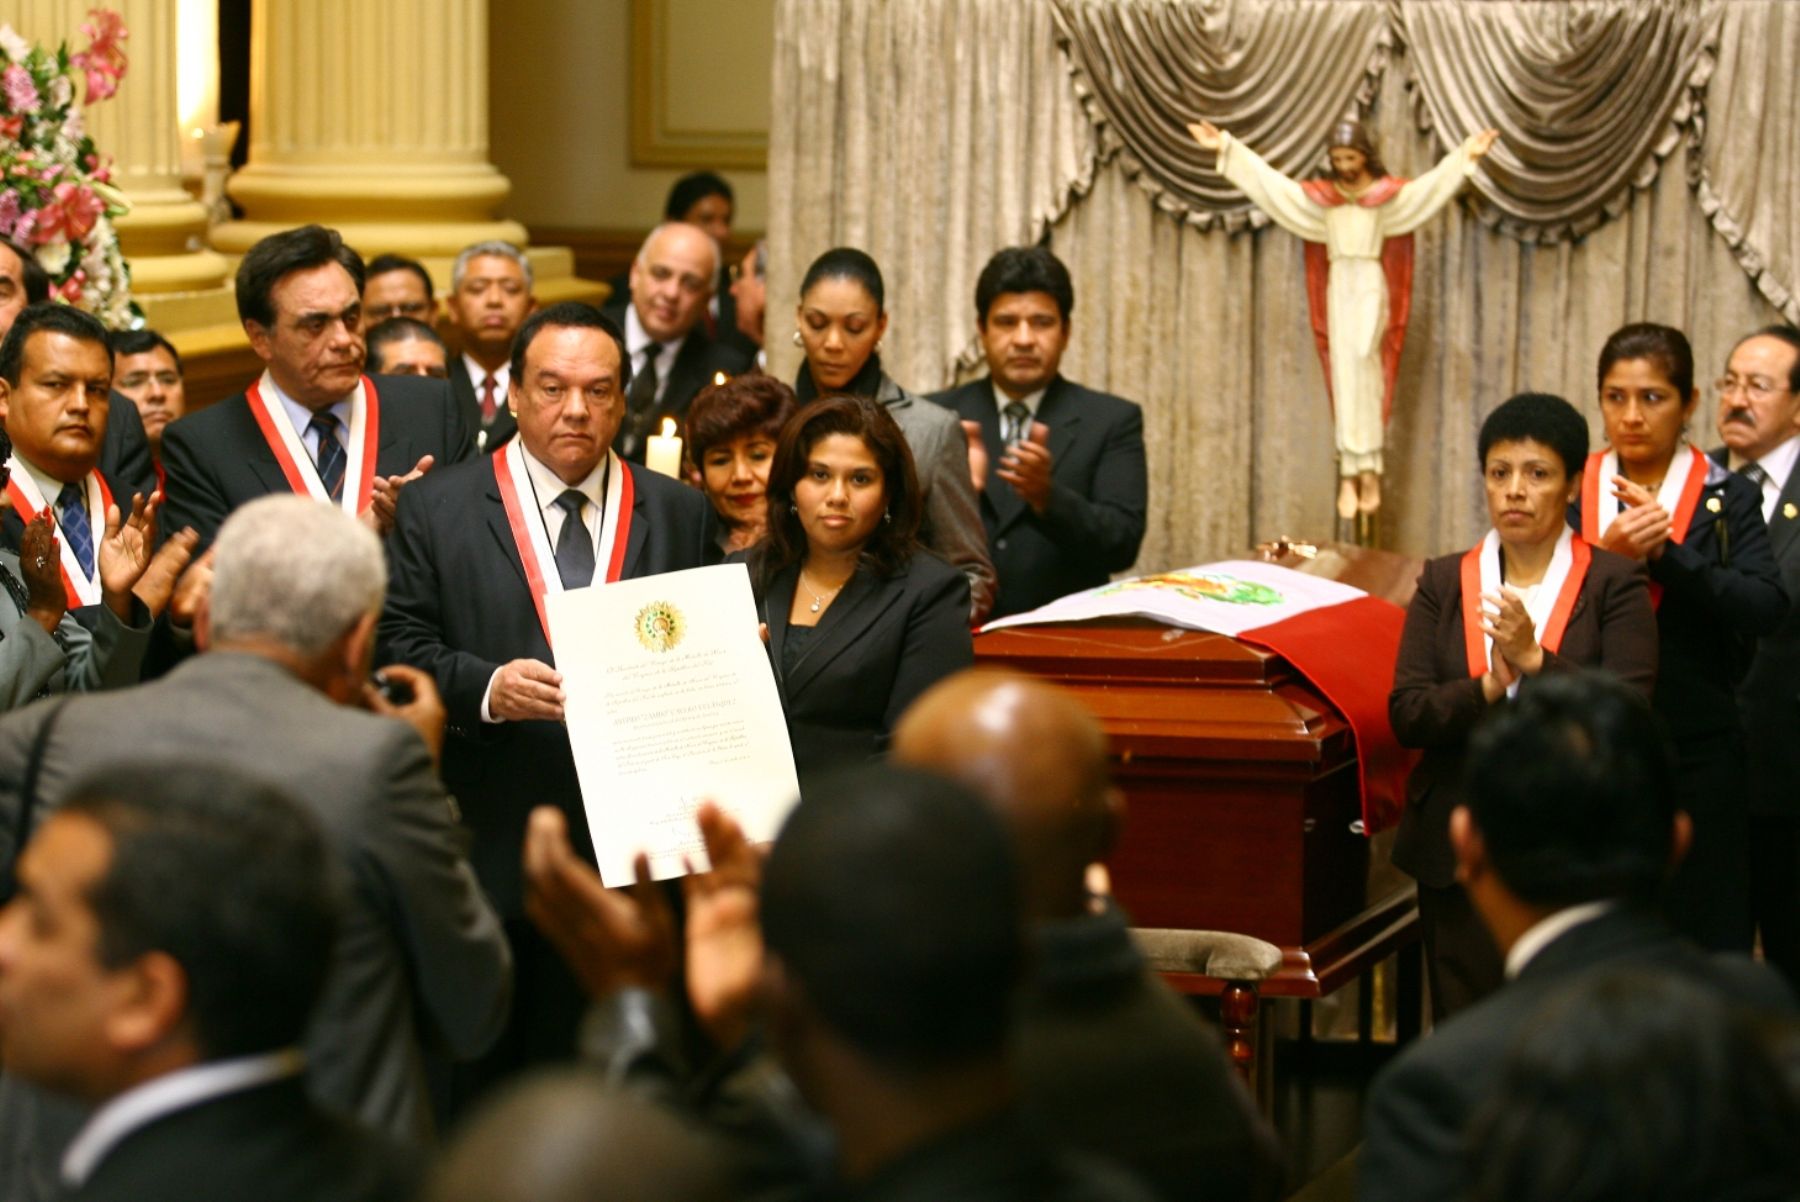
top-left (489, 0), bottom-right (772, 232)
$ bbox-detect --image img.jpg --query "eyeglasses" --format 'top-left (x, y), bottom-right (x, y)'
top-left (365, 300), bottom-right (434, 322)
top-left (1715, 375), bottom-right (1791, 402)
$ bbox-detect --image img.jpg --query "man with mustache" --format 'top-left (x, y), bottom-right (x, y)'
top-left (160, 225), bottom-right (473, 551)
top-left (928, 247), bottom-right (1146, 619)
top-left (602, 223), bottom-right (751, 464)
top-left (1710, 324), bottom-right (1800, 988)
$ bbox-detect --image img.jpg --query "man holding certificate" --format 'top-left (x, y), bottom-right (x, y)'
top-left (381, 301), bottom-right (717, 1090)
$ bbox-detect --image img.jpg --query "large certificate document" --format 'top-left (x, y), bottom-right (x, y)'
top-left (545, 562), bottom-right (801, 886)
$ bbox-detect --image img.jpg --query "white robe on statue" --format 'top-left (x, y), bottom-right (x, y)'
top-left (1216, 133), bottom-right (1476, 477)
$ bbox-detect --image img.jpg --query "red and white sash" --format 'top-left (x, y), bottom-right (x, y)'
top-left (6, 460), bottom-right (112, 607)
top-left (1459, 526), bottom-right (1591, 684)
top-left (1579, 444), bottom-right (1708, 550)
top-left (492, 440), bottom-right (635, 646)
top-left (244, 371), bottom-right (381, 516)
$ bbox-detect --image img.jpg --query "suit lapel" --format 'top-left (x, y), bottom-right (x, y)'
top-left (619, 463), bottom-right (650, 579)
top-left (481, 471), bottom-right (532, 592)
top-left (763, 566), bottom-right (797, 711)
top-left (1770, 462), bottom-right (1800, 560)
top-left (781, 569), bottom-right (904, 697)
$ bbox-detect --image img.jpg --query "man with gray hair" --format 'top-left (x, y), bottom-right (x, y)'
top-left (0, 494), bottom-right (510, 1201)
top-left (601, 222), bottom-right (751, 462)
top-left (446, 240), bottom-right (536, 453)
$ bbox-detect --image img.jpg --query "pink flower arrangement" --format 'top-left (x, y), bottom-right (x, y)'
top-left (0, 11), bottom-right (135, 326)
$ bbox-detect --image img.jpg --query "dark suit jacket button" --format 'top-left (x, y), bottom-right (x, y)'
top-left (996, 538), bottom-right (1008, 550)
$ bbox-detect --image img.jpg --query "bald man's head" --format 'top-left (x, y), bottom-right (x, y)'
top-left (892, 669), bottom-right (1120, 920)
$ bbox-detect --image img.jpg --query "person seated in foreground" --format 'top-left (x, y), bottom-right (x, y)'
top-left (0, 764), bottom-right (417, 1202)
top-left (366, 315), bottom-right (450, 380)
top-left (1358, 670), bottom-right (1794, 1202)
top-left (745, 395), bottom-right (973, 796)
top-left (685, 372), bottom-right (796, 553)
top-left (1463, 966), bottom-right (1800, 1202)
top-left (891, 669), bottom-right (1282, 1201)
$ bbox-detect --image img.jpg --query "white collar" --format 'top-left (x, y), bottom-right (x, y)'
top-left (1734, 433), bottom-right (1800, 492)
top-left (264, 372), bottom-right (352, 435)
top-left (62, 1049), bottom-right (304, 1186)
top-left (623, 304), bottom-right (688, 364)
top-left (991, 381), bottom-right (1048, 422)
top-left (1504, 900), bottom-right (1616, 979)
top-left (463, 353), bottom-right (509, 394)
top-left (517, 440), bottom-right (607, 515)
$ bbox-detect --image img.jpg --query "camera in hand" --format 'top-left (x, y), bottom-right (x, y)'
top-left (370, 670), bottom-right (415, 706)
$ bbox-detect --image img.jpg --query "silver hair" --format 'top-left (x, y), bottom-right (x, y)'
top-left (208, 495), bottom-right (387, 658)
top-left (635, 222), bottom-right (721, 281)
top-left (452, 240), bottom-right (534, 292)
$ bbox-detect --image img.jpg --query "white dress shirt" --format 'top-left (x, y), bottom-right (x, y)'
top-left (463, 354), bottom-right (512, 417)
top-left (991, 382), bottom-right (1047, 444)
top-left (478, 443), bottom-right (609, 724)
top-left (1503, 899), bottom-right (1615, 979)
top-left (266, 374), bottom-right (353, 465)
top-left (1729, 433), bottom-right (1800, 524)
top-left (61, 1049), bottom-right (304, 1187)
top-left (624, 304), bottom-right (686, 405)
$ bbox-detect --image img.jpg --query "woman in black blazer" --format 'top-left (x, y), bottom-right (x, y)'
top-left (1391, 392), bottom-right (1658, 1019)
top-left (1576, 323), bottom-right (1787, 953)
top-left (746, 394), bottom-right (973, 794)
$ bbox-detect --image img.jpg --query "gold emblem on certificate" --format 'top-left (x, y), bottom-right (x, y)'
top-left (634, 600), bottom-right (685, 653)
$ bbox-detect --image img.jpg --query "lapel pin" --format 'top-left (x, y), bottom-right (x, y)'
top-left (1785, 502), bottom-right (1797, 520)
top-left (1706, 496), bottom-right (1723, 513)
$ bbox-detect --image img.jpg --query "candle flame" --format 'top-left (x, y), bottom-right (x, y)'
top-left (660, 417), bottom-right (678, 437)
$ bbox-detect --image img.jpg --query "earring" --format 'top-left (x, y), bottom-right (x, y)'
top-left (790, 503), bottom-right (799, 514)
top-left (875, 339), bottom-right (884, 353)
top-left (791, 330), bottom-right (803, 347)
top-left (883, 510), bottom-right (892, 524)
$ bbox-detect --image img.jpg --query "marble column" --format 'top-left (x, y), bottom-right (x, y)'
top-left (209, 0), bottom-right (530, 257)
top-left (11, 1), bottom-right (234, 313)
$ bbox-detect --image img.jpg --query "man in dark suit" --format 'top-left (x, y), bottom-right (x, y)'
top-left (893, 670), bottom-right (1282, 1201)
top-left (929, 247), bottom-right (1146, 618)
top-left (0, 496), bottom-right (510, 1199)
top-left (604, 223), bottom-right (751, 463)
top-left (444, 241), bottom-right (535, 454)
top-left (1711, 323), bottom-right (1800, 989)
top-left (0, 763), bottom-right (416, 1202)
top-left (160, 224), bottom-right (472, 551)
top-left (1359, 672), bottom-right (1794, 1202)
top-left (381, 300), bottom-right (716, 1090)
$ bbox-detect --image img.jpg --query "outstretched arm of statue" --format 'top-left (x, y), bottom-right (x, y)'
top-left (1189, 119), bottom-right (1330, 241)
top-left (1381, 128), bottom-right (1500, 236)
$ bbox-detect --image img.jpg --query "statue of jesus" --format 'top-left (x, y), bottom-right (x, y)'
top-left (1189, 119), bottom-right (1498, 519)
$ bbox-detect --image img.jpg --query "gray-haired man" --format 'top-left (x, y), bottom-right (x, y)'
top-left (0, 494), bottom-right (510, 1201)
top-left (445, 241), bottom-right (536, 452)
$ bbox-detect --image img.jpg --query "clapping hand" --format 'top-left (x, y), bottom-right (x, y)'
top-left (997, 421), bottom-right (1054, 512)
top-left (1601, 476), bottom-right (1671, 561)
top-left (97, 491), bottom-right (160, 621)
top-left (682, 803), bottom-right (765, 1053)
top-left (1481, 587), bottom-right (1543, 674)
top-left (18, 513), bottom-right (65, 634)
top-left (1187, 120), bottom-right (1224, 151)
top-left (524, 807), bottom-right (678, 1000)
top-left (1467, 128), bottom-right (1501, 158)
top-left (132, 528), bottom-right (200, 621)
top-left (364, 454), bottom-right (435, 536)
top-left (960, 420), bottom-right (988, 492)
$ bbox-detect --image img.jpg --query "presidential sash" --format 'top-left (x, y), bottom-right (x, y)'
top-left (492, 440), bottom-right (635, 645)
top-left (244, 371), bottom-right (381, 516)
top-left (1459, 526), bottom-right (1590, 682)
top-left (5, 461), bottom-right (113, 608)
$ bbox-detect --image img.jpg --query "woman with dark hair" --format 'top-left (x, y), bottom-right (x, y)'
top-left (1578, 322), bottom-right (1786, 953)
top-left (685, 374), bottom-right (796, 553)
top-left (1390, 392), bottom-right (1657, 1018)
top-left (792, 247), bottom-right (996, 621)
top-left (745, 394), bottom-right (973, 791)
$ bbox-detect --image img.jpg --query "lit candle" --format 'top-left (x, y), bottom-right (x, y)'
top-left (645, 416), bottom-right (683, 478)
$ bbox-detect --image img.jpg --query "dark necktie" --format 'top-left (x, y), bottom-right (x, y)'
top-left (56, 483), bottom-right (92, 579)
top-left (1003, 401), bottom-right (1030, 446)
top-left (480, 375), bottom-right (498, 424)
top-left (621, 344), bottom-right (664, 456)
top-left (553, 490), bottom-right (595, 589)
top-left (309, 412), bottom-right (347, 501)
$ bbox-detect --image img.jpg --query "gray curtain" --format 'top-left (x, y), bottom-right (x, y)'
top-left (766, 0), bottom-right (1794, 573)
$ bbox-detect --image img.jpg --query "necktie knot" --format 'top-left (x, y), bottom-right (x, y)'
top-left (555, 489), bottom-right (587, 520)
top-left (1739, 461), bottom-right (1769, 488)
top-left (1004, 401), bottom-right (1030, 445)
